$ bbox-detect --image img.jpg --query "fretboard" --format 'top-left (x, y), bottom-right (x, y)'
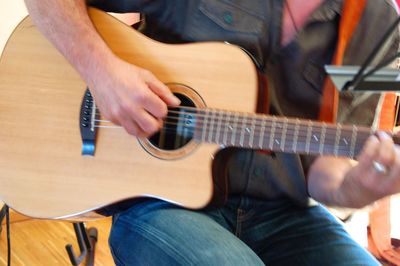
top-left (191, 108), bottom-right (389, 159)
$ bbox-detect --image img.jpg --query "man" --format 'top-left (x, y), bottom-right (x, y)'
top-left (24, 0), bottom-right (400, 265)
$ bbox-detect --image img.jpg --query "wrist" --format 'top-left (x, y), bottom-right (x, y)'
top-left (77, 42), bottom-right (117, 88)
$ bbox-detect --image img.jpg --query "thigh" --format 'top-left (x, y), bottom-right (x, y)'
top-left (109, 199), bottom-right (264, 266)
top-left (247, 203), bottom-right (379, 266)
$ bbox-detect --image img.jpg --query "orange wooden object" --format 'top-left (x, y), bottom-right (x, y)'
top-left (368, 93), bottom-right (400, 265)
top-left (318, 0), bottom-right (366, 122)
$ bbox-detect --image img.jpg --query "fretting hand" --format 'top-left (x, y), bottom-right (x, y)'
top-left (345, 131), bottom-right (400, 204)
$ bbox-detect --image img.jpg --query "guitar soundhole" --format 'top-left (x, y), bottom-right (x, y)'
top-left (148, 93), bottom-right (196, 151)
top-left (140, 83), bottom-right (205, 160)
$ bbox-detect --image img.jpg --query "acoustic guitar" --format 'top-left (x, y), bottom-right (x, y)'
top-left (0, 8), bottom-right (389, 220)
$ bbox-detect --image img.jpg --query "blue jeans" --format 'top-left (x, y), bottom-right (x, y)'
top-left (109, 196), bottom-right (379, 265)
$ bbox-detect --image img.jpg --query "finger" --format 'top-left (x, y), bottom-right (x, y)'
top-left (118, 88), bottom-right (163, 135)
top-left (376, 131), bottom-right (395, 168)
top-left (392, 146), bottom-right (400, 189)
top-left (118, 111), bottom-right (146, 137)
top-left (143, 71), bottom-right (180, 106)
top-left (357, 135), bottom-right (380, 168)
top-left (133, 108), bottom-right (163, 136)
top-left (375, 147), bottom-right (400, 196)
top-left (387, 146), bottom-right (400, 183)
top-left (136, 83), bottom-right (169, 119)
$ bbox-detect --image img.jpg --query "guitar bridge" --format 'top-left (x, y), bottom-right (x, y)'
top-left (79, 88), bottom-right (97, 156)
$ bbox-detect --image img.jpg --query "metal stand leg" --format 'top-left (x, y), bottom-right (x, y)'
top-left (66, 222), bottom-right (98, 266)
top-left (0, 205), bottom-right (7, 234)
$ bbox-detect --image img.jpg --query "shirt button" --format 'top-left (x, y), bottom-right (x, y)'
top-left (223, 12), bottom-right (233, 25)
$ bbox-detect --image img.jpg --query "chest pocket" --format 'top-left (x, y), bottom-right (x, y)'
top-left (183, 0), bottom-right (265, 62)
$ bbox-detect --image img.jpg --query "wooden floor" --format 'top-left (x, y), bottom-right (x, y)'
top-left (0, 216), bottom-right (114, 266)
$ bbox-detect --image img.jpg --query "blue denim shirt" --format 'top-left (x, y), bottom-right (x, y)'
top-left (89, 0), bottom-right (399, 207)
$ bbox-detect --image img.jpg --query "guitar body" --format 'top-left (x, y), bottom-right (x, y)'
top-left (0, 9), bottom-right (258, 219)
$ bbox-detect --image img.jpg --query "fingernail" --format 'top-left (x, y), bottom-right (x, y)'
top-left (172, 96), bottom-right (181, 105)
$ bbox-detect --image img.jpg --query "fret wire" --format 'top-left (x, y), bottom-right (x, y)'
top-left (280, 118), bottom-right (289, 151)
top-left (249, 115), bottom-right (257, 148)
top-left (259, 117), bottom-right (267, 149)
top-left (222, 112), bottom-right (231, 146)
top-left (349, 125), bottom-right (358, 158)
top-left (319, 122), bottom-right (327, 155)
top-left (207, 109), bottom-right (216, 143)
top-left (292, 119), bottom-right (300, 152)
top-left (334, 123), bottom-right (342, 156)
top-left (239, 115), bottom-right (247, 147)
top-left (200, 109), bottom-right (209, 142)
top-left (269, 116), bottom-right (277, 150)
top-left (230, 112), bottom-right (240, 146)
top-left (215, 110), bottom-right (224, 144)
top-left (305, 120), bottom-right (313, 154)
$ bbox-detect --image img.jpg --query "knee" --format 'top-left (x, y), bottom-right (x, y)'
top-left (108, 200), bottom-right (263, 265)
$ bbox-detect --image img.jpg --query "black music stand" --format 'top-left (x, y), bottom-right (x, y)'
top-left (325, 65), bottom-right (400, 92)
top-left (0, 204), bottom-right (6, 233)
top-left (325, 13), bottom-right (400, 93)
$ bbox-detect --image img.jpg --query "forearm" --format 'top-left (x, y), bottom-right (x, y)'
top-left (25, 0), bottom-right (179, 137)
top-left (24, 0), bottom-right (115, 85)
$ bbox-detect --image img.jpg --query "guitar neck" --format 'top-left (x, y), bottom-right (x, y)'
top-left (190, 108), bottom-right (390, 159)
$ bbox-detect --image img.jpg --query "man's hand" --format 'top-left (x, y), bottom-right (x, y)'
top-left (345, 132), bottom-right (400, 204)
top-left (308, 131), bottom-right (400, 209)
top-left (91, 56), bottom-right (180, 137)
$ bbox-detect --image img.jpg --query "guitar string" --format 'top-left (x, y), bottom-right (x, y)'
top-left (93, 119), bottom-right (369, 154)
top-left (93, 105), bottom-right (375, 135)
top-left (94, 118), bottom-right (368, 143)
top-left (92, 108), bottom-right (374, 141)
top-left (91, 130), bottom-right (361, 156)
top-left (92, 106), bottom-right (384, 138)
top-left (92, 124), bottom-right (372, 151)
top-left (91, 127), bottom-right (364, 155)
top-left (93, 108), bottom-right (373, 135)
top-left (89, 105), bottom-right (394, 146)
top-left (90, 103), bottom-right (368, 154)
